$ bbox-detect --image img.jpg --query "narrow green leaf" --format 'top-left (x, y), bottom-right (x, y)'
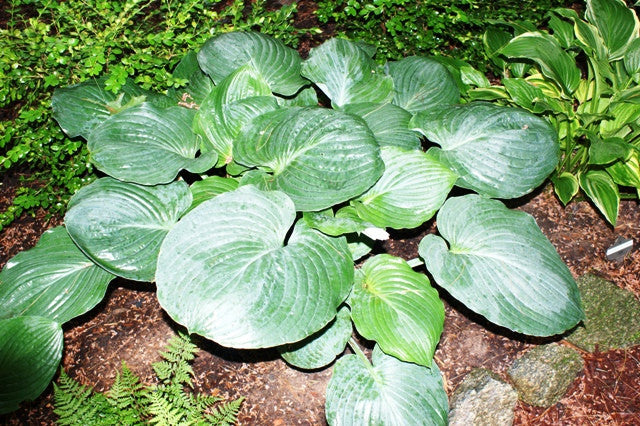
top-left (197, 31), bottom-right (306, 96)
top-left (65, 178), bottom-right (191, 282)
top-left (579, 170), bottom-right (620, 225)
top-left (350, 255), bottom-right (444, 367)
top-left (0, 316), bottom-right (63, 414)
top-left (301, 38), bottom-right (393, 107)
top-left (156, 186), bottom-right (354, 349)
top-left (419, 195), bottom-right (584, 336)
top-left (624, 38), bottom-right (640, 75)
top-left (606, 151), bottom-right (640, 188)
top-left (325, 345), bottom-right (448, 426)
top-left (600, 102), bottom-right (640, 137)
top-left (279, 305), bottom-right (352, 370)
top-left (386, 56), bottom-right (460, 113)
top-left (352, 147), bottom-right (457, 229)
top-left (0, 227), bottom-right (114, 324)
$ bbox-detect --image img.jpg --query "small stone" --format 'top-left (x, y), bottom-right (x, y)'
top-left (449, 368), bottom-right (518, 426)
top-left (508, 343), bottom-right (583, 407)
top-left (566, 274), bottom-right (640, 352)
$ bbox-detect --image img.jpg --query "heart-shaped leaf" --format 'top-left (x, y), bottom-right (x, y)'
top-left (197, 31), bottom-right (307, 96)
top-left (552, 172), bottom-right (580, 205)
top-left (301, 38), bottom-right (393, 107)
top-left (279, 305), bottom-right (352, 370)
top-left (579, 170), bottom-right (620, 225)
top-left (52, 77), bottom-right (172, 139)
top-left (0, 226), bottom-right (114, 324)
top-left (0, 316), bottom-right (63, 414)
top-left (350, 255), bottom-right (444, 367)
top-left (193, 64), bottom-right (279, 165)
top-left (325, 345), bottom-right (448, 426)
top-left (156, 186), bottom-right (354, 348)
top-left (65, 178), bottom-right (191, 282)
top-left (352, 147), bottom-right (457, 229)
top-left (88, 103), bottom-right (217, 185)
top-left (343, 103), bottom-right (421, 150)
top-left (411, 102), bottom-right (558, 199)
top-left (386, 56), bottom-right (460, 113)
top-left (419, 195), bottom-right (584, 336)
top-left (234, 107), bottom-right (384, 211)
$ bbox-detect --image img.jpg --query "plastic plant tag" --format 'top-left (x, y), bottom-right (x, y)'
top-left (605, 236), bottom-right (634, 261)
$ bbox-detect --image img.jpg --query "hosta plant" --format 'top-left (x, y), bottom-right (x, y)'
top-left (0, 31), bottom-right (584, 424)
top-left (475, 0), bottom-right (640, 225)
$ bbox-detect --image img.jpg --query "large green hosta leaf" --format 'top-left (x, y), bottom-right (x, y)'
top-left (0, 316), bottom-right (63, 414)
top-left (301, 38), bottom-right (393, 107)
top-left (167, 50), bottom-right (215, 104)
top-left (343, 102), bottom-right (421, 150)
top-left (197, 31), bottom-right (306, 96)
top-left (279, 305), bottom-right (352, 370)
top-left (193, 64), bottom-right (279, 165)
top-left (88, 103), bottom-right (217, 185)
top-left (189, 176), bottom-right (239, 212)
top-left (65, 178), bottom-right (191, 282)
top-left (411, 102), bottom-right (558, 199)
top-left (52, 77), bottom-right (172, 139)
top-left (386, 56), bottom-right (460, 113)
top-left (350, 255), bottom-right (444, 367)
top-left (325, 345), bottom-right (448, 426)
top-left (586, 0), bottom-right (640, 60)
top-left (234, 107), bottom-right (384, 211)
top-left (351, 147), bottom-right (457, 229)
top-left (419, 195), bottom-right (584, 336)
top-left (156, 186), bottom-right (354, 349)
top-left (0, 227), bottom-right (113, 324)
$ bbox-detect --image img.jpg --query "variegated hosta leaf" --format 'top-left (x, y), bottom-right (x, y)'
top-left (65, 178), bottom-right (192, 282)
top-left (386, 56), bottom-right (460, 113)
top-left (88, 103), bottom-right (217, 185)
top-left (325, 345), bottom-right (448, 426)
top-left (156, 186), bottom-right (354, 349)
top-left (343, 102), bottom-right (421, 150)
top-left (193, 64), bottom-right (279, 165)
top-left (419, 195), bottom-right (584, 336)
top-left (197, 31), bottom-right (307, 96)
top-left (586, 0), bottom-right (640, 60)
top-left (0, 316), bottom-right (63, 414)
top-left (352, 146), bottom-right (457, 229)
top-left (52, 77), bottom-right (172, 139)
top-left (189, 176), bottom-right (239, 213)
top-left (0, 226), bottom-right (114, 324)
top-left (234, 107), bottom-right (384, 211)
top-left (579, 170), bottom-right (620, 226)
top-left (279, 305), bottom-right (352, 370)
top-left (411, 102), bottom-right (558, 199)
top-left (350, 255), bottom-right (444, 367)
top-left (301, 38), bottom-right (393, 107)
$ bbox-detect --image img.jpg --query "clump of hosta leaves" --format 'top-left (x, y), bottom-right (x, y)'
top-left (53, 333), bottom-right (244, 426)
top-left (0, 30), bottom-right (584, 424)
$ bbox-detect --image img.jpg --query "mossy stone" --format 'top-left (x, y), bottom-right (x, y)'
top-left (566, 274), bottom-right (640, 352)
top-left (508, 343), bottom-right (583, 407)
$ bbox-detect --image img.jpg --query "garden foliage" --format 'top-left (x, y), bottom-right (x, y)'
top-left (0, 30), bottom-right (584, 423)
top-left (54, 333), bottom-right (244, 425)
top-left (0, 0), bottom-right (308, 230)
top-left (470, 0), bottom-right (640, 225)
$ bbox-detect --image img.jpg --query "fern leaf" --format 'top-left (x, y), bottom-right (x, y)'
top-left (53, 369), bottom-right (117, 425)
top-left (206, 397), bottom-right (244, 426)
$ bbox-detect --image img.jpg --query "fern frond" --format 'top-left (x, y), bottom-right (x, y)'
top-left (53, 369), bottom-right (117, 425)
top-left (146, 391), bottom-right (187, 426)
top-left (154, 332), bottom-right (198, 387)
top-left (205, 396), bottom-right (244, 426)
top-left (107, 361), bottom-right (149, 423)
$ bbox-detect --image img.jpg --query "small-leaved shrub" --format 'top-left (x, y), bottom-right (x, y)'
top-left (54, 332), bottom-right (244, 425)
top-left (470, 0), bottom-right (640, 225)
top-left (0, 31), bottom-right (584, 424)
top-left (0, 0), bottom-right (311, 230)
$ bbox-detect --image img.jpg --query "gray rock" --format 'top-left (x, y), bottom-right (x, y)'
top-left (566, 273), bottom-right (640, 352)
top-left (449, 368), bottom-right (518, 426)
top-left (508, 343), bottom-right (583, 407)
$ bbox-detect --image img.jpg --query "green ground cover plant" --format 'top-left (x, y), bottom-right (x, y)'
top-left (0, 31), bottom-right (584, 424)
top-left (469, 0), bottom-right (640, 225)
top-left (54, 332), bottom-right (244, 425)
top-left (315, 0), bottom-right (569, 65)
top-left (0, 0), bottom-right (308, 231)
